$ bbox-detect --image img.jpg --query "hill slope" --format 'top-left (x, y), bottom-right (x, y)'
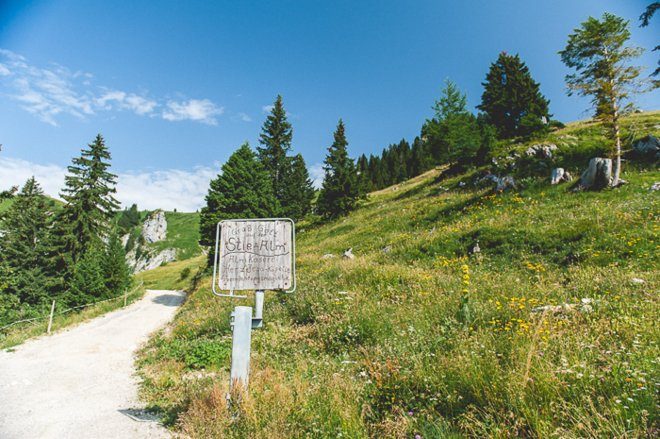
top-left (138, 115), bottom-right (659, 438)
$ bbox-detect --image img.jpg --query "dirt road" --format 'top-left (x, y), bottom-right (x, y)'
top-left (0, 289), bottom-right (185, 439)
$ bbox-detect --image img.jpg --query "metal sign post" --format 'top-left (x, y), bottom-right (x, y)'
top-left (211, 218), bottom-right (295, 398)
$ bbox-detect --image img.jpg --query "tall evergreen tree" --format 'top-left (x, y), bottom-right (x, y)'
top-left (280, 154), bottom-right (315, 221)
top-left (0, 177), bottom-right (55, 306)
top-left (55, 134), bottom-right (119, 267)
top-left (103, 232), bottom-right (131, 296)
top-left (68, 245), bottom-right (109, 305)
top-left (199, 143), bottom-right (279, 263)
top-left (478, 53), bottom-right (551, 139)
top-left (423, 80), bottom-right (484, 167)
top-left (258, 95), bottom-right (293, 207)
top-left (560, 13), bottom-right (647, 186)
top-left (317, 120), bottom-right (360, 218)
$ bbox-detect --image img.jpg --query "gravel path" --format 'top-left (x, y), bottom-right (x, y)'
top-left (0, 289), bottom-right (185, 439)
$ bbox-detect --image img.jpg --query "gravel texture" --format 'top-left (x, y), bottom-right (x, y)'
top-left (0, 289), bottom-right (185, 439)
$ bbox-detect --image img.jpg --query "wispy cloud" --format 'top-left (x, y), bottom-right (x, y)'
top-left (237, 112), bottom-right (252, 122)
top-left (96, 90), bottom-right (157, 115)
top-left (0, 156), bottom-right (218, 212)
top-left (162, 99), bottom-right (223, 125)
top-left (309, 162), bottom-right (324, 189)
top-left (0, 49), bottom-right (222, 126)
top-left (261, 104), bottom-right (274, 114)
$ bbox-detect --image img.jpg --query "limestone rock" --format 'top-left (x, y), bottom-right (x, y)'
top-left (342, 248), bottom-right (355, 259)
top-left (127, 248), bottom-right (177, 273)
top-left (476, 173), bottom-right (517, 192)
top-left (550, 168), bottom-right (572, 185)
top-left (525, 143), bottom-right (558, 159)
top-left (576, 158), bottom-right (612, 190)
top-left (496, 176), bottom-right (517, 192)
top-left (632, 134), bottom-right (659, 159)
top-left (142, 210), bottom-right (167, 243)
top-left (321, 253), bottom-right (336, 259)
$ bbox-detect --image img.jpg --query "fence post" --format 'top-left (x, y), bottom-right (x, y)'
top-left (47, 300), bottom-right (56, 334)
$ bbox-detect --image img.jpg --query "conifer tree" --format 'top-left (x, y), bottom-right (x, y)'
top-left (103, 232), bottom-right (131, 296)
top-left (280, 154), bottom-right (315, 221)
top-left (55, 134), bottom-right (120, 267)
top-left (560, 13), bottom-right (647, 186)
top-left (258, 95), bottom-right (293, 207)
top-left (0, 177), bottom-right (55, 306)
top-left (317, 120), bottom-right (360, 218)
top-left (423, 80), bottom-right (483, 167)
top-left (478, 53), bottom-right (551, 139)
top-left (117, 203), bottom-right (140, 232)
top-left (68, 245), bottom-right (109, 305)
top-left (199, 143), bottom-right (279, 263)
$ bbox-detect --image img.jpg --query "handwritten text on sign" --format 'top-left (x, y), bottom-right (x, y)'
top-left (218, 220), bottom-right (293, 291)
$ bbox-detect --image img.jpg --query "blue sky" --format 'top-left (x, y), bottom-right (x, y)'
top-left (0, 0), bottom-right (658, 210)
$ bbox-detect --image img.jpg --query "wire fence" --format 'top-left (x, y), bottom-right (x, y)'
top-left (0, 281), bottom-right (145, 333)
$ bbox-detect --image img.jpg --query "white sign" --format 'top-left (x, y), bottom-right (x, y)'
top-left (216, 219), bottom-right (294, 291)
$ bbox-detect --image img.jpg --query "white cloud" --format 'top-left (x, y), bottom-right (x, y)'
top-left (237, 112), bottom-right (252, 122)
top-left (309, 162), bottom-right (325, 189)
top-left (162, 99), bottom-right (223, 125)
top-left (0, 156), bottom-right (218, 212)
top-left (96, 90), bottom-right (157, 115)
top-left (262, 104), bottom-right (274, 114)
top-left (116, 166), bottom-right (217, 211)
top-left (0, 157), bottom-right (66, 196)
top-left (0, 49), bottom-right (220, 125)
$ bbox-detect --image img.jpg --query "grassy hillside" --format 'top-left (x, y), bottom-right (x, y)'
top-left (155, 211), bottom-right (202, 260)
top-left (137, 115), bottom-right (659, 437)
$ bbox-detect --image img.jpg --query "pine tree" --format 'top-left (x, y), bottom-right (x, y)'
top-left (280, 154), bottom-right (315, 221)
top-left (423, 80), bottom-right (484, 167)
top-left (478, 53), bottom-right (551, 139)
top-left (103, 232), bottom-right (131, 296)
top-left (68, 245), bottom-right (109, 305)
top-left (55, 134), bottom-right (120, 267)
top-left (0, 177), bottom-right (55, 306)
top-left (199, 143), bottom-right (279, 263)
top-left (117, 203), bottom-right (140, 232)
top-left (560, 13), bottom-right (647, 186)
top-left (317, 120), bottom-right (360, 218)
top-left (258, 95), bottom-right (293, 208)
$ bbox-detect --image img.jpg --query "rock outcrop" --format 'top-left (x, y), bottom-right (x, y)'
top-left (575, 158), bottom-right (612, 190)
top-left (550, 168), bottom-right (572, 185)
top-left (525, 143), bottom-right (558, 159)
top-left (632, 134), bottom-right (659, 159)
top-left (142, 210), bottom-right (167, 243)
top-left (127, 248), bottom-right (177, 273)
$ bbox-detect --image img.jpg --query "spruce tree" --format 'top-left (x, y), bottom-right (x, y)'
top-left (69, 245), bottom-right (109, 305)
top-left (103, 232), bottom-right (131, 296)
top-left (258, 95), bottom-right (293, 208)
top-left (280, 154), bottom-right (315, 221)
top-left (423, 80), bottom-right (483, 167)
top-left (317, 120), bottom-right (360, 218)
top-left (199, 143), bottom-right (279, 263)
top-left (0, 177), bottom-right (55, 306)
top-left (478, 53), bottom-right (551, 139)
top-left (55, 134), bottom-right (120, 266)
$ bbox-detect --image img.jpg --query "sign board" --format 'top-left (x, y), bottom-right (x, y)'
top-left (214, 219), bottom-right (295, 292)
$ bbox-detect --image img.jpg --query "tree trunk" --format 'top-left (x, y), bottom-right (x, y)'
top-left (612, 110), bottom-right (622, 186)
top-left (609, 72), bottom-right (621, 187)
